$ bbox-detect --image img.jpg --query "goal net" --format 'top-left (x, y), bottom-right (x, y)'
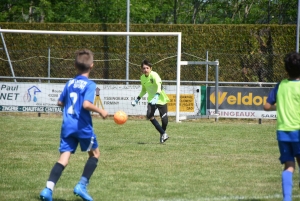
top-left (0, 29), bottom-right (219, 122)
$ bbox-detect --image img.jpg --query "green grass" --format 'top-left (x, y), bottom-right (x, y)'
top-left (0, 114), bottom-right (298, 201)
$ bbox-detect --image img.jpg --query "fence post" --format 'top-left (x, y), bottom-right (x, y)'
top-left (206, 51), bottom-right (208, 88)
top-left (215, 59), bottom-right (219, 122)
top-left (48, 47), bottom-right (51, 83)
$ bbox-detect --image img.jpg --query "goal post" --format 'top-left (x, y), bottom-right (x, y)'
top-left (179, 60), bottom-right (220, 121)
top-left (0, 29), bottom-right (185, 122)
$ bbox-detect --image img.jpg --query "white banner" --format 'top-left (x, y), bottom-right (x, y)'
top-left (0, 82), bottom-right (200, 116)
top-left (207, 109), bottom-right (276, 119)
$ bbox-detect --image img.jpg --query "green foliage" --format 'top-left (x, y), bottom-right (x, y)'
top-left (0, 0), bottom-right (297, 24)
top-left (0, 23), bottom-right (295, 83)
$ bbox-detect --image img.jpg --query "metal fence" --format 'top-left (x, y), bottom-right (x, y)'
top-left (0, 47), bottom-right (283, 86)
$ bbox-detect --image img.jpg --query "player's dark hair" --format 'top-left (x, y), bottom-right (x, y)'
top-left (141, 59), bottom-right (152, 68)
top-left (75, 49), bottom-right (94, 72)
top-left (284, 52), bottom-right (300, 79)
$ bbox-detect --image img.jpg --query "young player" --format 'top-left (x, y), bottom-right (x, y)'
top-left (39, 49), bottom-right (108, 201)
top-left (131, 59), bottom-right (170, 143)
top-left (264, 52), bottom-right (300, 201)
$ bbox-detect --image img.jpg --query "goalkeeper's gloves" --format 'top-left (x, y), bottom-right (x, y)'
top-left (150, 93), bottom-right (160, 105)
top-left (131, 98), bottom-right (139, 107)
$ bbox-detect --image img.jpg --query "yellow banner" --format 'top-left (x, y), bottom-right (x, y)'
top-left (167, 94), bottom-right (194, 112)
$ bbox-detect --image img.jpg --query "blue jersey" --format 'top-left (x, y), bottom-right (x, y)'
top-left (266, 79), bottom-right (300, 142)
top-left (59, 75), bottom-right (96, 138)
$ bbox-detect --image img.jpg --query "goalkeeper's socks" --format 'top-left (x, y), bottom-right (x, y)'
top-left (282, 170), bottom-right (293, 201)
top-left (150, 118), bottom-right (165, 134)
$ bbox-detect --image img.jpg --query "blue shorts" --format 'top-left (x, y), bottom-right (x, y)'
top-left (59, 133), bottom-right (99, 153)
top-left (278, 141), bottom-right (300, 164)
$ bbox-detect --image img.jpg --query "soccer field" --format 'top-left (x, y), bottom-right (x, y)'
top-left (0, 114), bottom-right (299, 201)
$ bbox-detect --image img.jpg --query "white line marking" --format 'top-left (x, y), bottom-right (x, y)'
top-left (155, 194), bottom-right (300, 201)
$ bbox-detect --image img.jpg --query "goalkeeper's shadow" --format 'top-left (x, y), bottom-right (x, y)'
top-left (137, 142), bottom-right (166, 145)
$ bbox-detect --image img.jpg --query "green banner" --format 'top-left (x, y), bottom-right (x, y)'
top-left (200, 86), bottom-right (206, 115)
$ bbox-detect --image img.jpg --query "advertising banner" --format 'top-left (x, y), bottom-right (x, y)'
top-left (0, 82), bottom-right (200, 116)
top-left (206, 86), bottom-right (276, 119)
top-left (0, 82), bottom-right (276, 119)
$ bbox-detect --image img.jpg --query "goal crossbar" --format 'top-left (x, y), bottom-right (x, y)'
top-left (180, 61), bottom-right (219, 66)
top-left (0, 29), bottom-right (181, 36)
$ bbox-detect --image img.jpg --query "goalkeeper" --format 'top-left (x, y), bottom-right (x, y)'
top-left (131, 59), bottom-right (170, 143)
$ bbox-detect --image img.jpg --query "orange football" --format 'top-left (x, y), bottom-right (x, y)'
top-left (114, 110), bottom-right (128, 125)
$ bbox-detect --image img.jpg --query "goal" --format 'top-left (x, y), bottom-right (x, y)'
top-left (0, 29), bottom-right (219, 122)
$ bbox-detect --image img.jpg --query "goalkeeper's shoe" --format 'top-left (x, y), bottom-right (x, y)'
top-left (74, 182), bottom-right (93, 201)
top-left (160, 133), bottom-right (169, 143)
top-left (40, 187), bottom-right (53, 201)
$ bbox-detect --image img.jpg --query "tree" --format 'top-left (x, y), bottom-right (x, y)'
top-left (0, 0), bottom-right (297, 24)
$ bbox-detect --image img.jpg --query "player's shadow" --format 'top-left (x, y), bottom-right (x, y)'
top-left (238, 199), bottom-right (262, 201)
top-left (34, 197), bottom-right (82, 201)
top-left (137, 141), bottom-right (166, 145)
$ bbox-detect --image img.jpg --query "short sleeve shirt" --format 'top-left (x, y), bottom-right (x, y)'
top-left (59, 75), bottom-right (96, 138)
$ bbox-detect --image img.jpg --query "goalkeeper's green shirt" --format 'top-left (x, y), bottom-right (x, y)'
top-left (139, 71), bottom-right (170, 105)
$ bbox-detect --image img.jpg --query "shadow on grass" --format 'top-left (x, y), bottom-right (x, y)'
top-left (137, 141), bottom-right (167, 145)
top-left (33, 196), bottom-right (82, 201)
top-left (238, 199), bottom-right (262, 201)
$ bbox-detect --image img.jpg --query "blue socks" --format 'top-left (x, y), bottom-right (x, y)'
top-left (282, 170), bottom-right (293, 201)
top-left (79, 176), bottom-right (88, 186)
